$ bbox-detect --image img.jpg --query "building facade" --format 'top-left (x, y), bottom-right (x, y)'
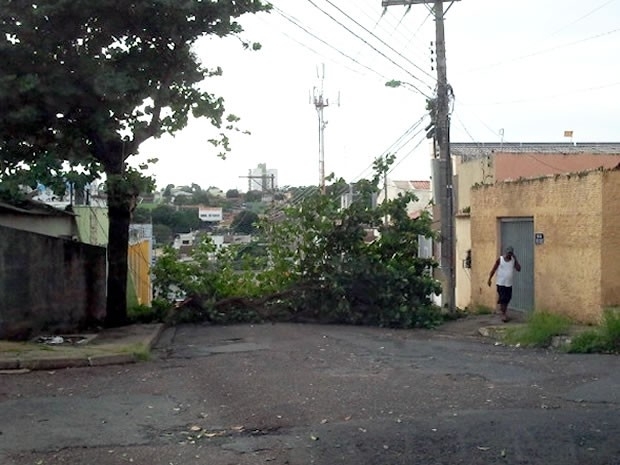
top-left (470, 167), bottom-right (620, 324)
top-left (449, 142), bottom-right (620, 310)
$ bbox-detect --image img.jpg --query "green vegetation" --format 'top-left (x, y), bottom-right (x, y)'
top-left (568, 309), bottom-right (620, 353)
top-left (472, 304), bottom-right (494, 315)
top-left (153, 156), bottom-right (442, 329)
top-left (0, 0), bottom-right (270, 326)
top-left (503, 311), bottom-right (571, 347)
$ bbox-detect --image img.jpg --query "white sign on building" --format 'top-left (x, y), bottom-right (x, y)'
top-left (198, 207), bottom-right (223, 222)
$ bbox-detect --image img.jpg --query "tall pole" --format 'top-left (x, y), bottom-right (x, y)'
top-left (382, 0), bottom-right (457, 312)
top-left (312, 64), bottom-right (329, 194)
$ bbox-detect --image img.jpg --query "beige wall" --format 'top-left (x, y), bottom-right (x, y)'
top-left (601, 170), bottom-right (620, 308)
top-left (495, 153), bottom-right (620, 181)
top-left (454, 155), bottom-right (493, 211)
top-left (471, 170), bottom-right (610, 323)
top-left (455, 215), bottom-right (471, 309)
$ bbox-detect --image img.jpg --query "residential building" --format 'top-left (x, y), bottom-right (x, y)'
top-left (377, 179), bottom-right (431, 217)
top-left (449, 142), bottom-right (620, 310)
top-left (470, 166), bottom-right (620, 324)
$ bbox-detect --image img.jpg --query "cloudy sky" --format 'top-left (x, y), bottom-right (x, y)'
top-left (134, 0), bottom-right (620, 192)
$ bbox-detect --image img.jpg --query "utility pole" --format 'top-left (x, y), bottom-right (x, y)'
top-left (382, 0), bottom-right (458, 313)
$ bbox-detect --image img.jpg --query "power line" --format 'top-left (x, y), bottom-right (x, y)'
top-left (273, 6), bottom-right (398, 82)
top-left (304, 0), bottom-right (433, 98)
top-left (459, 79), bottom-right (620, 107)
top-left (321, 0), bottom-right (436, 83)
top-left (547, 0), bottom-right (617, 38)
top-left (467, 27), bottom-right (620, 73)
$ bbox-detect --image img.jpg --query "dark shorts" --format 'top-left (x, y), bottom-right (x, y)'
top-left (496, 285), bottom-right (513, 305)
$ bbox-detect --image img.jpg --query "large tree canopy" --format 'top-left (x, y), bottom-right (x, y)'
top-left (0, 0), bottom-right (269, 325)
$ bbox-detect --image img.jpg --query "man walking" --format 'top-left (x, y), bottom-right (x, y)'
top-left (487, 246), bottom-right (521, 322)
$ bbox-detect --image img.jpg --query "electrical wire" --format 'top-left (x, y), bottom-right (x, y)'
top-left (304, 0), bottom-right (433, 98)
top-left (467, 27), bottom-right (620, 74)
top-left (273, 6), bottom-right (399, 83)
top-left (321, 0), bottom-right (436, 83)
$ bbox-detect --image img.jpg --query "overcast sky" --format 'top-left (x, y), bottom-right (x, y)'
top-left (134, 0), bottom-right (620, 192)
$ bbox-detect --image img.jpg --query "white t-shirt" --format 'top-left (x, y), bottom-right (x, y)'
top-left (496, 256), bottom-right (515, 287)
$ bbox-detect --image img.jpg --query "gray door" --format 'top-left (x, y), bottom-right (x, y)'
top-left (500, 218), bottom-right (534, 312)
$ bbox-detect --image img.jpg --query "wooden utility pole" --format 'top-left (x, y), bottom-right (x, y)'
top-left (382, 0), bottom-right (458, 312)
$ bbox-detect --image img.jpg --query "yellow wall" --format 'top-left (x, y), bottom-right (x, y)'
top-left (128, 240), bottom-right (152, 306)
top-left (471, 170), bottom-right (609, 323)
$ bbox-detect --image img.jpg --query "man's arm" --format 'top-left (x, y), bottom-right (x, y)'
top-left (514, 255), bottom-right (521, 272)
top-left (487, 258), bottom-right (500, 286)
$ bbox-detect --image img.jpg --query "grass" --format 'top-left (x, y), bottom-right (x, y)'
top-left (503, 311), bottom-right (571, 347)
top-left (568, 308), bottom-right (620, 354)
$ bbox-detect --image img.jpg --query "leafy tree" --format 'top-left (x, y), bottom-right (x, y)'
top-left (231, 209), bottom-right (259, 234)
top-left (132, 206), bottom-right (152, 224)
top-left (162, 184), bottom-right (175, 201)
top-left (245, 190), bottom-right (263, 202)
top-left (0, 1), bottom-right (270, 325)
top-left (226, 189), bottom-right (240, 199)
top-left (153, 224), bottom-right (173, 246)
top-left (151, 204), bottom-right (200, 233)
top-left (154, 157), bottom-right (442, 328)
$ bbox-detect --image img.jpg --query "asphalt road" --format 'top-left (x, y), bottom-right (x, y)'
top-left (1, 322), bottom-right (618, 465)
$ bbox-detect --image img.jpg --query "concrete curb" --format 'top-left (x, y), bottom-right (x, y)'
top-left (0, 323), bottom-right (164, 373)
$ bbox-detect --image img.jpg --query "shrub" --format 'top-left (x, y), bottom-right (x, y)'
top-left (569, 308), bottom-right (620, 353)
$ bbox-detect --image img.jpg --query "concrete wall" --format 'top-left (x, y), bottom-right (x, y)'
top-left (0, 225), bottom-right (106, 339)
top-left (0, 214), bottom-right (77, 238)
top-left (470, 170), bottom-right (615, 323)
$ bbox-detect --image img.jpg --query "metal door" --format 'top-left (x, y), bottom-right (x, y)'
top-left (500, 218), bottom-right (534, 312)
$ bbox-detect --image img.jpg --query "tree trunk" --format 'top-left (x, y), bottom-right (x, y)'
top-left (104, 163), bottom-right (131, 327)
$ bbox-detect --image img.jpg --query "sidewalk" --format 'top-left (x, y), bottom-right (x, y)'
top-left (0, 323), bottom-right (164, 372)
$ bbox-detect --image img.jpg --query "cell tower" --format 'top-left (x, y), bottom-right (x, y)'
top-left (310, 64), bottom-right (338, 194)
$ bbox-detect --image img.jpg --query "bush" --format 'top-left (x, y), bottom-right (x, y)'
top-left (503, 311), bottom-right (571, 347)
top-left (128, 301), bottom-right (171, 324)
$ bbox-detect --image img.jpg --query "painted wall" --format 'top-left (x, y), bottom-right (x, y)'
top-left (470, 169), bottom-right (620, 323)
top-left (455, 215), bottom-right (472, 309)
top-left (74, 205), bottom-right (109, 246)
top-left (0, 225), bottom-right (106, 339)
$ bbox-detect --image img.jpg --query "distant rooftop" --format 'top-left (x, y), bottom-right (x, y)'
top-left (451, 142), bottom-right (620, 161)
top-left (392, 180), bottom-right (431, 191)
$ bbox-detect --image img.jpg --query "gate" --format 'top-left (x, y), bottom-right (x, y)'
top-left (500, 218), bottom-right (534, 312)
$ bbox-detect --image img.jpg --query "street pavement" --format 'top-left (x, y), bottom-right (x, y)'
top-left (0, 320), bottom-right (618, 465)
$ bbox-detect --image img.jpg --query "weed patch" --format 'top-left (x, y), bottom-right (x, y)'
top-left (503, 311), bottom-right (570, 347)
top-left (569, 309), bottom-right (620, 353)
